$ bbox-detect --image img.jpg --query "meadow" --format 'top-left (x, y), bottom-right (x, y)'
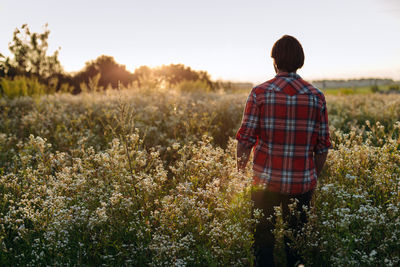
top-left (0, 86), bottom-right (400, 266)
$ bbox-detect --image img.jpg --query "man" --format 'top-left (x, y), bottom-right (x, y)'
top-left (236, 35), bottom-right (331, 267)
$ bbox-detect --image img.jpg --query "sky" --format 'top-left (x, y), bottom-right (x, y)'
top-left (1, 0), bottom-right (400, 83)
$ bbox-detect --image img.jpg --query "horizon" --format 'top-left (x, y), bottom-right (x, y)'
top-left (1, 0), bottom-right (399, 84)
top-left (51, 60), bottom-right (400, 84)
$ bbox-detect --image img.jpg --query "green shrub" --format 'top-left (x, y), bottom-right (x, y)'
top-left (389, 84), bottom-right (400, 91)
top-left (0, 76), bottom-right (47, 98)
top-left (370, 85), bottom-right (380, 93)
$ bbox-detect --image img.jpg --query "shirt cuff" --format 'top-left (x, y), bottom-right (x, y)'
top-left (236, 132), bottom-right (256, 149)
top-left (314, 144), bottom-right (331, 154)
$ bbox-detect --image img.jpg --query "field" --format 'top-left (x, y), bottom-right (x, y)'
top-left (0, 87), bottom-right (400, 266)
top-left (322, 85), bottom-right (394, 96)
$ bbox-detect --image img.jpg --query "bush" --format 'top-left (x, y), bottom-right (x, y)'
top-left (0, 76), bottom-right (49, 98)
top-left (370, 85), bottom-right (380, 93)
top-left (389, 84), bottom-right (400, 91)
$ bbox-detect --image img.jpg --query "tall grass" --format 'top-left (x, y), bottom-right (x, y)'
top-left (0, 87), bottom-right (399, 266)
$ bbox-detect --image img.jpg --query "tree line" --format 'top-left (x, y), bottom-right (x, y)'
top-left (0, 24), bottom-right (216, 96)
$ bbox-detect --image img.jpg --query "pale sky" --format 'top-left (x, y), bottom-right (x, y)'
top-left (1, 0), bottom-right (400, 83)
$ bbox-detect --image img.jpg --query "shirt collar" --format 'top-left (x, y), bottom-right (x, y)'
top-left (275, 72), bottom-right (301, 79)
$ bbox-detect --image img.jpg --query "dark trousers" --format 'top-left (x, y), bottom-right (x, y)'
top-left (251, 187), bottom-right (313, 267)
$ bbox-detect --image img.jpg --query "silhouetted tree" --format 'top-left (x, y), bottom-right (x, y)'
top-left (2, 24), bottom-right (218, 94)
top-left (131, 65), bottom-right (158, 88)
top-left (0, 53), bottom-right (6, 77)
top-left (6, 24), bottom-right (62, 79)
top-left (154, 64), bottom-right (214, 89)
top-left (0, 24), bottom-right (75, 94)
top-left (73, 55), bottom-right (135, 92)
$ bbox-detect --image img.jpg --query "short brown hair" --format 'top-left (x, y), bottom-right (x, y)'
top-left (271, 35), bottom-right (304, 72)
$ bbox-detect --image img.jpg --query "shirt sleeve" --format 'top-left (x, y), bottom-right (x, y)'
top-left (314, 95), bottom-right (332, 154)
top-left (236, 88), bottom-right (260, 149)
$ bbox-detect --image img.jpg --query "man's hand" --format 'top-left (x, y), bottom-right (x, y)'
top-left (237, 142), bottom-right (252, 172)
top-left (315, 151), bottom-right (328, 177)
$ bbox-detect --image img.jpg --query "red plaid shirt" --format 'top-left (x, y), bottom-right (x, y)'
top-left (236, 72), bottom-right (331, 194)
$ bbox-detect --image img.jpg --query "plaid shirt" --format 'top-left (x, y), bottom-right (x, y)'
top-left (236, 72), bottom-right (331, 194)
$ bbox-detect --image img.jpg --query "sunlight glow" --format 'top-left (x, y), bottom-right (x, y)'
top-left (1, 0), bottom-right (399, 82)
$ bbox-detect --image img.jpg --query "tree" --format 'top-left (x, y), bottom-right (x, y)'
top-left (6, 24), bottom-right (62, 79)
top-left (0, 53), bottom-right (6, 77)
top-left (132, 65), bottom-right (160, 88)
top-left (73, 55), bottom-right (135, 91)
top-left (154, 64), bottom-right (214, 89)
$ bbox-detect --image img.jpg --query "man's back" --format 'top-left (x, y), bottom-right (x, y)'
top-left (236, 35), bottom-right (332, 266)
top-left (236, 72), bottom-right (331, 194)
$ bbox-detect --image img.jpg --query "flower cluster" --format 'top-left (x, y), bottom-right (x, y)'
top-left (0, 133), bottom-right (257, 266)
top-left (1, 88), bottom-right (400, 266)
top-left (282, 121), bottom-right (400, 266)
